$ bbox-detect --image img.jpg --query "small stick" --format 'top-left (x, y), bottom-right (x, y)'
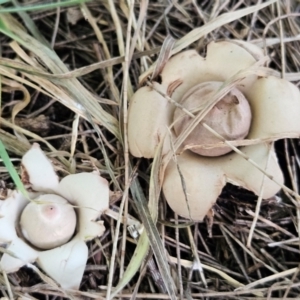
top-left (246, 209), bottom-right (295, 238)
top-left (220, 226), bottom-right (250, 282)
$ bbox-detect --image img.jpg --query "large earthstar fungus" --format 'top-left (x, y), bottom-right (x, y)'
top-left (128, 40), bottom-right (300, 221)
top-left (0, 143), bottom-right (109, 289)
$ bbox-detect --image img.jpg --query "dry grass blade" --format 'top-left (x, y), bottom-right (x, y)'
top-left (168, 256), bottom-right (244, 289)
top-left (80, 3), bottom-right (121, 103)
top-left (181, 133), bottom-right (300, 152)
top-left (151, 35), bottom-right (175, 81)
top-left (130, 177), bottom-right (176, 299)
top-left (1, 118), bottom-right (70, 167)
top-left (1, 0), bottom-right (300, 298)
top-left (247, 143), bottom-right (273, 248)
top-left (239, 267), bottom-right (298, 290)
top-left (2, 271), bottom-right (13, 300)
top-left (173, 0), bottom-right (276, 52)
top-left (127, 0), bottom-right (149, 61)
top-left (0, 13), bottom-right (120, 139)
top-left (0, 129), bottom-right (30, 156)
top-left (140, 0), bottom-right (276, 82)
top-left (0, 48), bottom-right (161, 79)
top-left (113, 140), bottom-right (177, 298)
top-left (111, 141), bottom-right (164, 297)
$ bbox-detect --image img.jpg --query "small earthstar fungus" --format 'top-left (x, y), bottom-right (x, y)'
top-left (128, 40), bottom-right (300, 221)
top-left (0, 143), bottom-right (109, 289)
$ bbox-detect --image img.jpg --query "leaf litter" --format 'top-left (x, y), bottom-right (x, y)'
top-left (0, 0), bottom-right (300, 299)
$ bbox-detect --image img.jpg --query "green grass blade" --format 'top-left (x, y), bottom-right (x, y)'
top-left (0, 0), bottom-right (90, 12)
top-left (0, 16), bottom-right (25, 44)
top-left (110, 231), bottom-right (149, 298)
top-left (130, 178), bottom-right (176, 299)
top-left (112, 140), bottom-right (170, 297)
top-left (0, 140), bottom-right (28, 198)
top-left (11, 0), bottom-right (50, 46)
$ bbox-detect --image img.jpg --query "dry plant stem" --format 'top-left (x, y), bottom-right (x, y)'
top-left (220, 226), bottom-right (250, 283)
top-left (292, 157), bottom-right (299, 195)
top-left (291, 156), bottom-right (300, 251)
top-left (3, 78), bottom-right (30, 129)
top-left (174, 213), bottom-right (183, 298)
top-left (70, 114), bottom-right (79, 161)
top-left (197, 230), bottom-right (212, 256)
top-left (240, 267), bottom-right (298, 291)
top-left (291, 141), bottom-right (300, 169)
top-left (181, 133), bottom-right (300, 152)
top-left (159, 201), bottom-right (166, 273)
top-left (186, 226), bottom-right (207, 288)
top-left (1, 118), bottom-right (69, 167)
top-left (88, 122), bottom-right (118, 155)
top-left (27, 99), bottom-right (56, 118)
top-left (247, 143), bottom-right (273, 248)
top-left (246, 209), bottom-right (295, 238)
top-left (276, 0), bottom-right (286, 79)
top-left (221, 225), bottom-right (279, 276)
top-left (107, 0), bottom-right (133, 98)
top-left (79, 124), bottom-right (89, 157)
top-left (168, 127), bottom-right (192, 218)
top-left (105, 174), bottom-right (135, 300)
top-left (262, 13), bottom-right (300, 55)
top-left (119, 0), bottom-right (134, 279)
top-left (254, 35), bottom-right (300, 50)
top-left (26, 264), bottom-right (70, 298)
top-left (0, 288), bottom-right (8, 300)
top-left (282, 267), bottom-right (300, 299)
top-left (80, 4), bottom-right (120, 103)
top-left (2, 79), bottom-right (30, 143)
top-left (0, 65), bottom-right (59, 105)
top-left (284, 139), bottom-right (300, 251)
top-left (3, 271), bottom-right (13, 300)
top-left (107, 0), bottom-right (125, 56)
top-left (140, 0), bottom-right (277, 81)
top-left (0, 47), bottom-right (160, 80)
top-left (146, 253), bottom-right (168, 294)
top-left (167, 256), bottom-right (244, 289)
top-left (266, 282), bottom-right (287, 300)
top-left (151, 36), bottom-right (175, 81)
top-left (92, 43), bottom-right (114, 101)
top-left (50, 5), bottom-right (60, 48)
top-left (104, 209), bottom-right (142, 236)
top-left (268, 237), bottom-right (300, 247)
top-left (127, 0), bottom-right (149, 64)
top-left (8, 288), bottom-right (300, 300)
top-left (145, 2), bottom-right (173, 42)
top-left (247, 0), bottom-right (261, 41)
top-left (259, 248), bottom-right (287, 271)
top-left (192, 0), bottom-right (207, 23)
top-left (3, 54), bottom-right (119, 139)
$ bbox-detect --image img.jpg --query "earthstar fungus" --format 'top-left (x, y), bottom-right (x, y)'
top-left (173, 81), bottom-right (252, 156)
top-left (128, 40), bottom-right (300, 221)
top-left (0, 143), bottom-right (109, 289)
